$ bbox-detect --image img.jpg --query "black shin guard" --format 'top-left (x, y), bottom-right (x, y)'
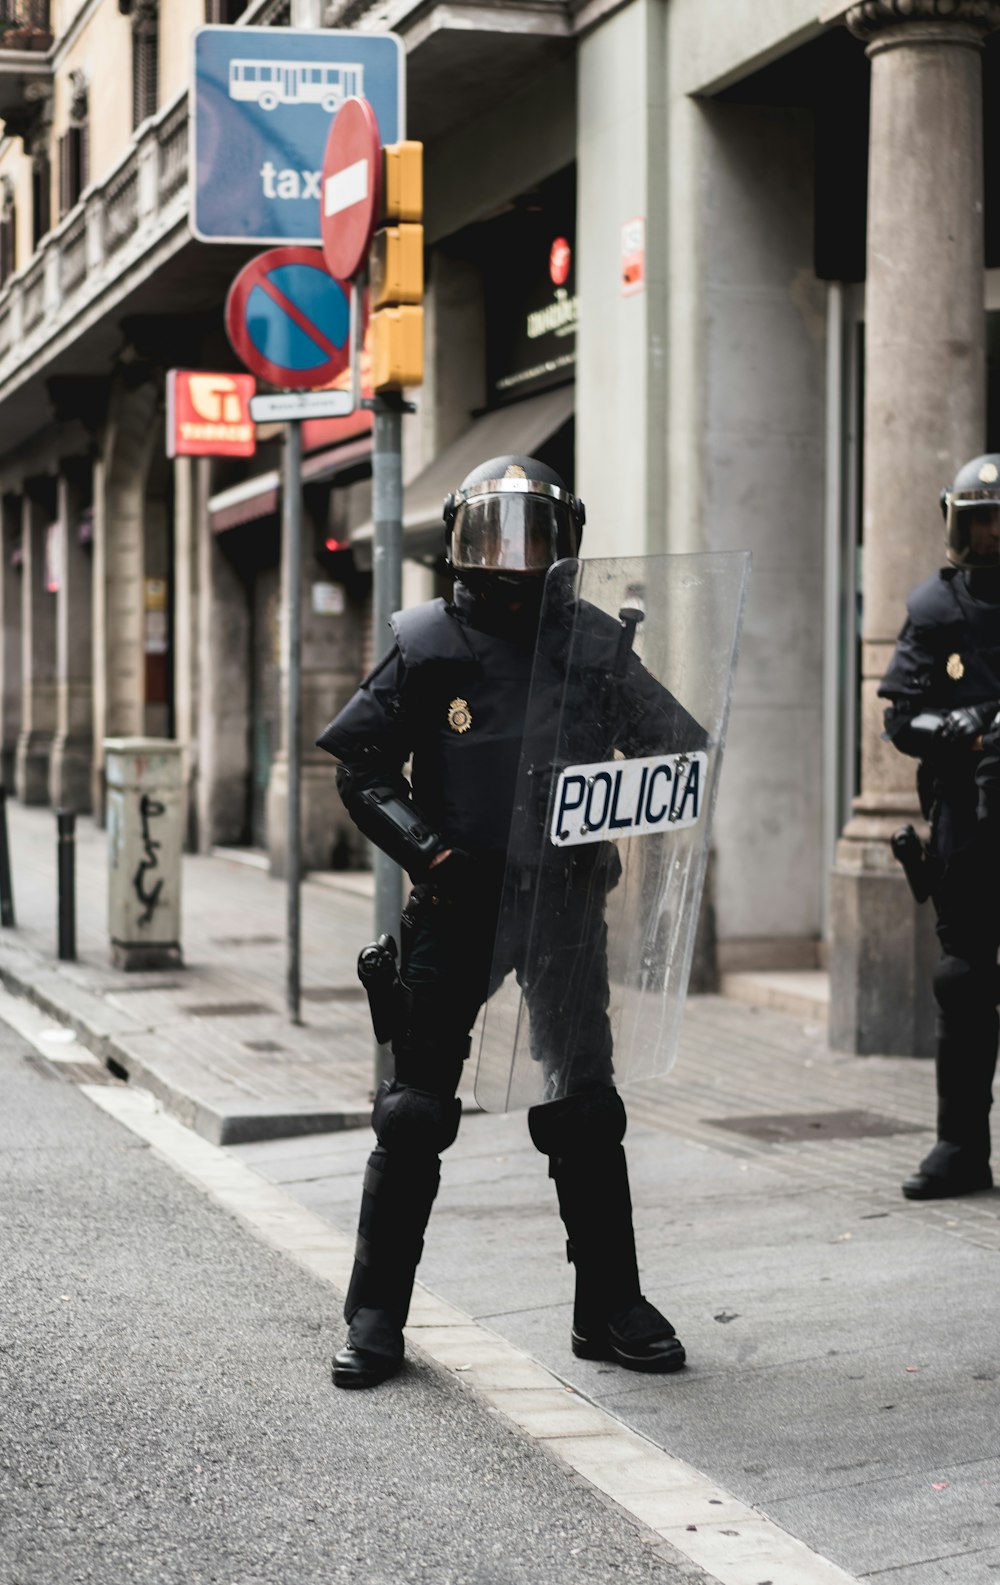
top-left (343, 1145), bottom-right (442, 1344)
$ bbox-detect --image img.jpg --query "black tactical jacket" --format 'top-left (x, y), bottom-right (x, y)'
top-left (318, 585), bottom-right (706, 858)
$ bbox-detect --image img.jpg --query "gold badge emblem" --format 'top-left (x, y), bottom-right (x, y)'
top-left (980, 462), bottom-right (999, 484)
top-left (448, 698), bottom-right (472, 733)
top-left (946, 652), bottom-right (965, 680)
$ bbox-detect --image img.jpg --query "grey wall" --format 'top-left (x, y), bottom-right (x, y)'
top-left (684, 100), bottom-right (827, 947)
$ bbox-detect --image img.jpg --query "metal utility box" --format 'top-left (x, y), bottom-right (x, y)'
top-left (104, 739), bottom-right (184, 971)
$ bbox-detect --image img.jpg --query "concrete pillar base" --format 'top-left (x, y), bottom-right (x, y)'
top-left (48, 734), bottom-right (93, 814)
top-left (111, 940), bottom-right (183, 972)
top-left (267, 756), bottom-right (353, 878)
top-left (15, 730), bottom-right (54, 805)
top-left (828, 857), bottom-right (937, 1057)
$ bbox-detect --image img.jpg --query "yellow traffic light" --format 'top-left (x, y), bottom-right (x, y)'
top-left (370, 224), bottom-right (424, 311)
top-left (382, 141), bottom-right (423, 223)
top-left (371, 306), bottom-right (424, 391)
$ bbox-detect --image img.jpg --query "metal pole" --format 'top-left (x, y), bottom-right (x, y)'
top-left (372, 396), bottom-right (404, 1090)
top-left (57, 809), bottom-right (76, 962)
top-left (284, 419), bottom-right (303, 1024)
top-left (0, 785), bottom-right (14, 928)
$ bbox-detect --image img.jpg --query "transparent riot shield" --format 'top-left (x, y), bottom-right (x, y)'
top-left (473, 551), bottom-right (750, 1113)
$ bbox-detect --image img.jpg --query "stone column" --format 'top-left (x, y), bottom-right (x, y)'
top-left (49, 471), bottom-right (94, 812)
top-left (15, 484), bottom-right (58, 804)
top-left (196, 461), bottom-right (251, 852)
top-left (0, 495), bottom-right (22, 788)
top-left (267, 490), bottom-right (365, 878)
top-left (829, 0), bottom-right (1000, 1054)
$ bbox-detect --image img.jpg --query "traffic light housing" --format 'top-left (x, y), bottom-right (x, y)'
top-left (371, 141), bottom-right (424, 391)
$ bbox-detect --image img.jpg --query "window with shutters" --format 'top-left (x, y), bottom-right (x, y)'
top-left (31, 148), bottom-right (50, 249)
top-left (0, 179), bottom-right (16, 288)
top-left (131, 1), bottom-right (159, 130)
top-left (205, 0), bottom-right (249, 19)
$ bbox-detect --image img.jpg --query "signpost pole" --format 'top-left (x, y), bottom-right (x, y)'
top-left (371, 393), bottom-right (403, 1089)
top-left (284, 418), bottom-right (304, 1024)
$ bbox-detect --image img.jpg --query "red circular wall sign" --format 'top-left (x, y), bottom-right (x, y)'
top-left (549, 236), bottom-right (571, 287)
top-left (321, 97), bottom-right (383, 283)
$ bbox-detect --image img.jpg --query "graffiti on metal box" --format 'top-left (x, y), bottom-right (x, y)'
top-left (133, 794), bottom-right (167, 926)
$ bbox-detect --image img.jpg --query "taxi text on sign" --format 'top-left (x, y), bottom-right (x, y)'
top-left (192, 26), bottom-right (403, 245)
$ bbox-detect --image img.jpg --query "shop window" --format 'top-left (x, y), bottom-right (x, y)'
top-left (0, 178), bottom-right (16, 287)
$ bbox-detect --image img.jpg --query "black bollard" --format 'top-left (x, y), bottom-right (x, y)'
top-left (57, 809), bottom-right (76, 961)
top-left (0, 785), bottom-right (14, 928)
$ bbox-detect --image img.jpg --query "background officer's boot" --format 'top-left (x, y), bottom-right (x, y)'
top-left (551, 1144), bottom-right (686, 1374)
top-left (903, 989), bottom-right (996, 1199)
top-left (333, 1144), bottom-right (441, 1388)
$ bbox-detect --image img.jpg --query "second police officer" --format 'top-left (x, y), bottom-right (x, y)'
top-left (318, 455), bottom-right (707, 1388)
top-left (881, 453), bottom-right (1000, 1201)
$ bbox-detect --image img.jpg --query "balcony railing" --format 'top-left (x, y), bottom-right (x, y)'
top-left (0, 1), bottom-right (51, 51)
top-left (0, 88), bottom-right (191, 395)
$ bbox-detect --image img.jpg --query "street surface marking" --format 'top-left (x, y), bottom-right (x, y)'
top-left (81, 1080), bottom-right (863, 1585)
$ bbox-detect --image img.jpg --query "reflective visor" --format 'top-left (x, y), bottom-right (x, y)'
top-left (451, 486), bottom-right (578, 573)
top-left (946, 497), bottom-right (1000, 569)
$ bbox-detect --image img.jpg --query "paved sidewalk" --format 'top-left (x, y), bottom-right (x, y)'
top-left (6, 802), bottom-right (1000, 1580)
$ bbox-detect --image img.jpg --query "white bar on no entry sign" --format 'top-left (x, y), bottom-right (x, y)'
top-left (250, 390), bottom-right (355, 423)
top-left (324, 159), bottom-right (369, 218)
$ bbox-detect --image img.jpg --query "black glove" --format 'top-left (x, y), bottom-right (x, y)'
top-left (937, 703), bottom-right (999, 746)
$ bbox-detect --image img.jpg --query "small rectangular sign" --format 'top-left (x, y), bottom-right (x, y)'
top-left (621, 216), bottom-right (646, 297)
top-left (550, 751), bottom-right (707, 848)
top-left (167, 370), bottom-right (256, 458)
top-left (250, 389), bottom-right (355, 423)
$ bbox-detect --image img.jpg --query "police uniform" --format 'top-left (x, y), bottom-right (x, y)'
top-left (320, 456), bottom-right (704, 1388)
top-left (881, 453), bottom-right (1000, 1200)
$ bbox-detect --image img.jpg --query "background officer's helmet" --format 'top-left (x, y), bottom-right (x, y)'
top-left (442, 455), bottom-right (586, 577)
top-left (941, 453), bottom-right (1000, 570)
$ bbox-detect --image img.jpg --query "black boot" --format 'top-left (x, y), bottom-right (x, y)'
top-left (902, 1014), bottom-right (995, 1201)
top-left (332, 1144), bottom-right (441, 1389)
top-left (530, 1090), bottom-right (685, 1373)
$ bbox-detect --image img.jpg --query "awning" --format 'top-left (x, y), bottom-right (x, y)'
top-left (350, 383), bottom-right (575, 567)
top-left (209, 434), bottom-right (373, 534)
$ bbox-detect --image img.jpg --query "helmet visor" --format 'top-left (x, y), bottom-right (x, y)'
top-left (450, 490), bottom-right (579, 574)
top-left (946, 497), bottom-right (1000, 569)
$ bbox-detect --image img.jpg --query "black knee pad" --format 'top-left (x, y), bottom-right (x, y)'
top-left (527, 1084), bottom-right (626, 1162)
top-left (372, 1080), bottom-right (461, 1158)
top-left (934, 954), bottom-right (991, 1014)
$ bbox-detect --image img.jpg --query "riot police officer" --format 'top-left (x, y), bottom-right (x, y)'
top-left (318, 455), bottom-right (704, 1388)
top-left (881, 453), bottom-right (1000, 1200)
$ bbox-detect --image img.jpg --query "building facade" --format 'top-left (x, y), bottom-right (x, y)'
top-left (0, 0), bottom-right (995, 1048)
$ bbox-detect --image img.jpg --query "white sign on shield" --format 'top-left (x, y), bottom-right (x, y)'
top-left (550, 751), bottom-right (706, 848)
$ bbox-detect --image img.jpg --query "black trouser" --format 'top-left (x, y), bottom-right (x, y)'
top-left (929, 837), bottom-right (1000, 1166)
top-left (343, 868), bottom-right (636, 1350)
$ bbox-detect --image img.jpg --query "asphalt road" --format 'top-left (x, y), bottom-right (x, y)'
top-left (0, 1021), bottom-right (708, 1585)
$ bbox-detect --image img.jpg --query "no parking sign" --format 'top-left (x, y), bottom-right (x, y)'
top-left (224, 246), bottom-right (361, 389)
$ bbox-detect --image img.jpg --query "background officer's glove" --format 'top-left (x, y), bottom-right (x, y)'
top-left (937, 703), bottom-right (998, 746)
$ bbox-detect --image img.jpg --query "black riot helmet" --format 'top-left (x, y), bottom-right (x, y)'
top-left (941, 454), bottom-right (1000, 570)
top-left (442, 456), bottom-right (585, 582)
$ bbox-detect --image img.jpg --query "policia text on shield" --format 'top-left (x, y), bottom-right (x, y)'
top-left (317, 457), bottom-right (749, 1390)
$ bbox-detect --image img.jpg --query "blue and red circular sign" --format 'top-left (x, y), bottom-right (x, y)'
top-left (225, 246), bottom-right (356, 389)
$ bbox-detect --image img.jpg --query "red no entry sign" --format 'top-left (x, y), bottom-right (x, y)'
top-left (321, 97), bottom-right (382, 283)
top-left (225, 247), bottom-right (355, 389)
